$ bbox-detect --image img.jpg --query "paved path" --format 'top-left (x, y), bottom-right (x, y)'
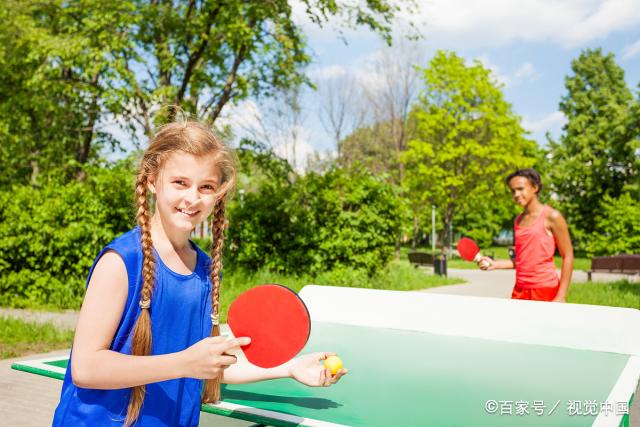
top-left (1, 349), bottom-right (71, 426)
top-left (421, 268), bottom-right (636, 299)
top-left (0, 308), bottom-right (79, 330)
top-left (422, 268), bottom-right (515, 298)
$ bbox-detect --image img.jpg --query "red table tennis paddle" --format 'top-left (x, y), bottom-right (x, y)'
top-left (457, 237), bottom-right (483, 262)
top-left (227, 284), bottom-right (311, 368)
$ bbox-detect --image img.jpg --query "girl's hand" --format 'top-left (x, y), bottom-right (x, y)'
top-left (552, 294), bottom-right (567, 303)
top-left (180, 336), bottom-right (251, 380)
top-left (478, 256), bottom-right (494, 270)
top-left (289, 352), bottom-right (348, 387)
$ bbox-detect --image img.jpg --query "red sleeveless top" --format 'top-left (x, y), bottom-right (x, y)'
top-left (514, 205), bottom-right (559, 289)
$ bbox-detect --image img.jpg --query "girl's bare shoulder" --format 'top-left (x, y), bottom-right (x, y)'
top-left (546, 206), bottom-right (567, 226)
top-left (89, 250), bottom-right (128, 290)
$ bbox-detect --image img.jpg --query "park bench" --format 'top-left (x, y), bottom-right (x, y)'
top-left (408, 252), bottom-right (435, 267)
top-left (408, 252), bottom-right (447, 277)
top-left (587, 254), bottom-right (640, 281)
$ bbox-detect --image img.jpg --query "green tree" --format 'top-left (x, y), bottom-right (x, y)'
top-left (402, 50), bottom-right (540, 250)
top-left (339, 120), bottom-right (401, 180)
top-left (225, 140), bottom-right (308, 273)
top-left (0, 0), bottom-right (135, 184)
top-left (339, 119), bottom-right (416, 248)
top-left (234, 139), bottom-right (295, 191)
top-left (548, 48), bottom-right (639, 250)
top-left (0, 0), bottom-right (416, 186)
top-left (122, 0), bottom-right (417, 131)
top-left (332, 43), bottom-right (423, 249)
top-left (452, 194), bottom-right (521, 248)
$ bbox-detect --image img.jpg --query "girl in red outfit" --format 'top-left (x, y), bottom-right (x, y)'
top-left (478, 169), bottom-right (574, 302)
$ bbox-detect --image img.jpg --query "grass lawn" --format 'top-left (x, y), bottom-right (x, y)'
top-left (0, 316), bottom-right (74, 359)
top-left (403, 245), bottom-right (592, 271)
top-left (567, 280), bottom-right (639, 309)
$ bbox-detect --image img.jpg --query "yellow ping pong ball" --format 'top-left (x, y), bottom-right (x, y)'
top-left (324, 356), bottom-right (343, 375)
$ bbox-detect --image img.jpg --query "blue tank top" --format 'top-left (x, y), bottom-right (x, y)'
top-left (53, 227), bottom-right (213, 426)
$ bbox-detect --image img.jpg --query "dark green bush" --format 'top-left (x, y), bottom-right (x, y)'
top-left (0, 160), bottom-right (136, 308)
top-left (227, 166), bottom-right (402, 275)
top-left (302, 167), bottom-right (402, 274)
top-left (227, 182), bottom-right (315, 273)
top-left (586, 193), bottom-right (640, 256)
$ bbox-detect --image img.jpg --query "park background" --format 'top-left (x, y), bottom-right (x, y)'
top-left (0, 0), bottom-right (638, 358)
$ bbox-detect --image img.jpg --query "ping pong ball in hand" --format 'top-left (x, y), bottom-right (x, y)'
top-left (324, 356), bottom-right (343, 374)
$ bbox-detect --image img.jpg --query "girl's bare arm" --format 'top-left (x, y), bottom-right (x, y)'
top-left (548, 210), bottom-right (574, 302)
top-left (71, 251), bottom-right (242, 389)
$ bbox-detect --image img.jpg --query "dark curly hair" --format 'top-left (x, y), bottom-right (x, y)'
top-left (506, 169), bottom-right (543, 194)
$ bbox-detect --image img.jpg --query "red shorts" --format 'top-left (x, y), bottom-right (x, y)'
top-left (511, 285), bottom-right (559, 302)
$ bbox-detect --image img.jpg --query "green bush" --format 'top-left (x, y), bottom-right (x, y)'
top-left (226, 181), bottom-right (315, 273)
top-left (0, 160), bottom-right (136, 308)
top-left (303, 168), bottom-right (402, 274)
top-left (227, 166), bottom-right (402, 275)
top-left (586, 193), bottom-right (640, 256)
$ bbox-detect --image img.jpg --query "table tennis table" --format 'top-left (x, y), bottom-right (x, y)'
top-left (12, 285), bottom-right (640, 426)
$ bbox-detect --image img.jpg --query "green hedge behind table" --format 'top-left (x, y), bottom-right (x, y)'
top-left (0, 162), bottom-right (135, 309)
top-left (226, 166), bottom-right (404, 276)
top-left (0, 161), bottom-right (404, 309)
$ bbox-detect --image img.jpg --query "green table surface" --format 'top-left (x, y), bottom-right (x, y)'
top-left (214, 322), bottom-right (630, 426)
top-left (22, 321), bottom-right (633, 427)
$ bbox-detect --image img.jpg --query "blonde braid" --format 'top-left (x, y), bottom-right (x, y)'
top-left (202, 199), bottom-right (226, 403)
top-left (124, 173), bottom-right (156, 427)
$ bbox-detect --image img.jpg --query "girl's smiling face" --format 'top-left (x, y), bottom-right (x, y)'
top-left (508, 176), bottom-right (539, 207)
top-left (148, 151), bottom-right (221, 233)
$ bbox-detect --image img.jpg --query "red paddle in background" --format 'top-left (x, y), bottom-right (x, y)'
top-left (457, 237), bottom-right (483, 263)
top-left (227, 284), bottom-right (311, 368)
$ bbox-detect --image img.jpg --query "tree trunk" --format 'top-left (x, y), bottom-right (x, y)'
top-left (442, 205), bottom-right (455, 257)
top-left (75, 105), bottom-right (99, 181)
top-left (411, 215), bottom-right (419, 249)
top-left (75, 74), bottom-right (101, 181)
top-left (30, 156), bottom-right (39, 187)
top-left (208, 44), bottom-right (249, 123)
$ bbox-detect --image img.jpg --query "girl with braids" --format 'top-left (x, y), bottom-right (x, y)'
top-left (53, 120), bottom-right (346, 426)
top-left (477, 168), bottom-right (574, 302)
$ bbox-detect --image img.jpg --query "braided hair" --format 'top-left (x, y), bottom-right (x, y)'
top-left (201, 199), bottom-right (226, 403)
